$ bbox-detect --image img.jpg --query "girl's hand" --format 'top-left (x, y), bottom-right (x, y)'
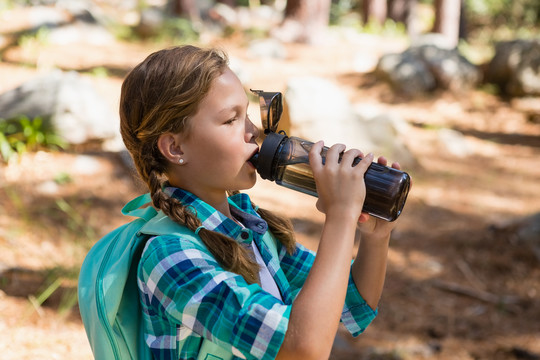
top-left (357, 156), bottom-right (402, 239)
top-left (309, 141), bottom-right (374, 222)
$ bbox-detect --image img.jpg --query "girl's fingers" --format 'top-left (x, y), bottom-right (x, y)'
top-left (326, 143), bottom-right (346, 166)
top-left (341, 148), bottom-right (362, 166)
top-left (355, 152), bottom-right (374, 173)
top-left (309, 141), bottom-right (325, 172)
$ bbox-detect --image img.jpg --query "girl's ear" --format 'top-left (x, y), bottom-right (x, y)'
top-left (157, 133), bottom-right (185, 165)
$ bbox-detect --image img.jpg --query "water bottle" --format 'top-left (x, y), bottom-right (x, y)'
top-left (249, 131), bottom-right (411, 221)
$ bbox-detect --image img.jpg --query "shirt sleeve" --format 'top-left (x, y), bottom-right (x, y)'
top-left (279, 241), bottom-right (377, 336)
top-left (138, 235), bottom-right (290, 360)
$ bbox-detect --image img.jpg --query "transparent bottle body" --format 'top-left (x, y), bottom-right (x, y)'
top-left (273, 137), bottom-right (410, 221)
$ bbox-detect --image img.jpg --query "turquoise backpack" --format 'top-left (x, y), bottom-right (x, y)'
top-left (78, 193), bottom-right (280, 360)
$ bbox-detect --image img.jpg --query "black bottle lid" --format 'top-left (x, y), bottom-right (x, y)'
top-left (251, 131), bottom-right (287, 181)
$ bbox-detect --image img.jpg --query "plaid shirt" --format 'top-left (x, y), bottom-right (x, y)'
top-left (137, 187), bottom-right (377, 360)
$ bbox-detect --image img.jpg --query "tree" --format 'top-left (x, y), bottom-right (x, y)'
top-left (432, 0), bottom-right (462, 47)
top-left (362, 0), bottom-right (387, 26)
top-left (387, 0), bottom-right (419, 37)
top-left (169, 0), bottom-right (200, 22)
top-left (271, 0), bottom-right (331, 44)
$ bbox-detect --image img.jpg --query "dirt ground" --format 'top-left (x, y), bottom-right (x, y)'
top-left (1, 6), bottom-right (540, 360)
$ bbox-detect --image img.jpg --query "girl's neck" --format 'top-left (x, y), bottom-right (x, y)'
top-left (194, 190), bottom-right (234, 221)
top-left (167, 181), bottom-right (237, 222)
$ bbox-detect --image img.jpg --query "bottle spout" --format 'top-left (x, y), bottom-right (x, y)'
top-left (249, 152), bottom-right (259, 168)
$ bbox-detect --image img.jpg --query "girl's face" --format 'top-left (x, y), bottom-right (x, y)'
top-left (171, 67), bottom-right (260, 203)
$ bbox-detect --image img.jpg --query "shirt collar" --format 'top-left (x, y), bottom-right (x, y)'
top-left (163, 187), bottom-right (268, 243)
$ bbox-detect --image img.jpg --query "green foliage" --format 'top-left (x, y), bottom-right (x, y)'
top-left (54, 171), bottom-right (73, 185)
top-left (87, 66), bottom-right (109, 78)
top-left (109, 21), bottom-right (138, 42)
top-left (159, 17), bottom-right (199, 42)
top-left (0, 116), bottom-right (66, 163)
top-left (28, 266), bottom-right (80, 317)
top-left (330, 0), bottom-right (357, 25)
top-left (115, 16), bottom-right (200, 43)
top-left (466, 0), bottom-right (540, 31)
top-left (18, 25), bottom-right (50, 49)
top-left (362, 18), bottom-right (407, 37)
top-left (55, 198), bottom-right (96, 240)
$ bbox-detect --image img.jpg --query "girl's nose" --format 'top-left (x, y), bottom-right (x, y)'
top-left (246, 117), bottom-right (260, 142)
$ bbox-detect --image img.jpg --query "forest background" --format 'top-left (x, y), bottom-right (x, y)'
top-left (0, 0), bottom-right (539, 359)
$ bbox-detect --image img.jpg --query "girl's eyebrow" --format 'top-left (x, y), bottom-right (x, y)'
top-left (218, 100), bottom-right (250, 115)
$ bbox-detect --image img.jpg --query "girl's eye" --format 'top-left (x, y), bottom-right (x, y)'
top-left (225, 118), bottom-right (237, 125)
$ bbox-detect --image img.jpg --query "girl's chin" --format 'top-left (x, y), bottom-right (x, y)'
top-left (238, 175), bottom-right (257, 190)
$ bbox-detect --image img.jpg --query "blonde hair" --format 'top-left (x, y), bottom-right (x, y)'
top-left (120, 45), bottom-right (295, 283)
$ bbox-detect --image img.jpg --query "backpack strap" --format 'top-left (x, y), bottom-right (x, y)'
top-left (138, 211), bottom-right (186, 236)
top-left (122, 193), bottom-right (157, 221)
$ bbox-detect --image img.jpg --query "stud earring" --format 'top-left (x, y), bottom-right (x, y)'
top-left (178, 158), bottom-right (184, 164)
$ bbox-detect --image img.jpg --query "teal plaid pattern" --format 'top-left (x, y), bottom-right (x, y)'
top-left (137, 188), bottom-right (377, 359)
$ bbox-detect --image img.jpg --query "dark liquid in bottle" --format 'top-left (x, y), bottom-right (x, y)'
top-left (274, 141), bottom-right (410, 221)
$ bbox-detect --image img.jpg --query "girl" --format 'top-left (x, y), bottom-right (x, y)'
top-left (120, 45), bottom-right (401, 360)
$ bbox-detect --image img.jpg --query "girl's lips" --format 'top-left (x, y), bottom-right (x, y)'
top-left (247, 149), bottom-right (259, 169)
top-left (247, 148), bottom-right (259, 169)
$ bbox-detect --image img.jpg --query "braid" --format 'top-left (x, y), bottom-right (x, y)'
top-left (256, 206), bottom-right (296, 255)
top-left (153, 183), bottom-right (260, 284)
top-left (141, 169), bottom-right (260, 283)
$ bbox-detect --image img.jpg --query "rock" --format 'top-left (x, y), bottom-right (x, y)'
top-left (375, 38), bottom-right (480, 96)
top-left (135, 6), bottom-right (166, 38)
top-left (19, 2), bottom-right (114, 45)
top-left (0, 70), bottom-right (117, 145)
top-left (284, 77), bottom-right (417, 167)
top-left (36, 180), bottom-right (60, 195)
top-left (47, 22), bottom-right (115, 45)
top-left (285, 76), bottom-right (375, 150)
top-left (413, 45), bottom-right (480, 92)
top-left (516, 212), bottom-right (540, 262)
top-left (73, 155), bottom-right (102, 175)
top-left (209, 3), bottom-right (237, 26)
top-left (27, 5), bottom-right (70, 30)
top-left (353, 104), bottom-right (417, 168)
top-left (492, 212), bottom-right (540, 262)
top-left (485, 39), bottom-right (540, 97)
top-left (437, 128), bottom-right (474, 158)
top-left (247, 38), bottom-right (287, 60)
top-left (56, 0), bottom-right (100, 24)
top-left (376, 51), bottom-right (437, 96)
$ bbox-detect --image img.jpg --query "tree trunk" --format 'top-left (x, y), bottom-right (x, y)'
top-left (216, 0), bottom-right (236, 7)
top-left (432, 0), bottom-right (461, 47)
top-left (387, 0), bottom-right (419, 36)
top-left (272, 0), bottom-right (331, 44)
top-left (170, 0), bottom-right (200, 21)
top-left (362, 0), bottom-right (387, 25)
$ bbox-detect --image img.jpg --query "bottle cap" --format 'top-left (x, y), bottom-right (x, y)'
top-left (256, 132), bottom-right (287, 181)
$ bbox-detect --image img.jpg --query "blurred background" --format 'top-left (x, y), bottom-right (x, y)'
top-left (0, 0), bottom-right (539, 359)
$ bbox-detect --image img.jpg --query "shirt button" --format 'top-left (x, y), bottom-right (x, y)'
top-left (240, 231), bottom-right (249, 240)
